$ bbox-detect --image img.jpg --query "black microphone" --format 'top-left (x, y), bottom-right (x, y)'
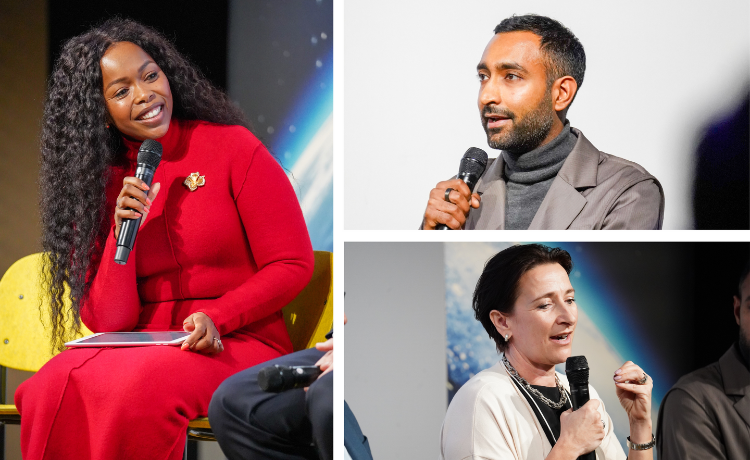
top-left (436, 147), bottom-right (488, 230)
top-left (114, 140), bottom-right (162, 265)
top-left (566, 356), bottom-right (596, 460)
top-left (258, 365), bottom-right (322, 392)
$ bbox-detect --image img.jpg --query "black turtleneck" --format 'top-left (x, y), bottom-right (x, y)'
top-left (503, 122), bottom-right (578, 230)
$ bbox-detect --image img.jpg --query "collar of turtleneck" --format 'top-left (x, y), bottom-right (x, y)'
top-left (120, 118), bottom-right (191, 162)
top-left (502, 121), bottom-right (577, 185)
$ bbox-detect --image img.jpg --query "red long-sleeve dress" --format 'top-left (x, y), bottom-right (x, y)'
top-left (15, 119), bottom-right (314, 460)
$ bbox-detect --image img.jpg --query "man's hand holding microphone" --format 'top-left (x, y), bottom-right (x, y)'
top-left (421, 147), bottom-right (488, 230)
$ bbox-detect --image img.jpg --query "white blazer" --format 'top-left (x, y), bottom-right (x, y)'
top-left (439, 359), bottom-right (626, 460)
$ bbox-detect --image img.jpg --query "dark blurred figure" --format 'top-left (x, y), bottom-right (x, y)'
top-left (693, 91), bottom-right (750, 229)
top-left (656, 260), bottom-right (750, 459)
top-left (209, 339), bottom-right (333, 460)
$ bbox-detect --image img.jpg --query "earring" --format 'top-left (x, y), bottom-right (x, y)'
top-left (505, 334), bottom-right (510, 341)
top-left (105, 123), bottom-right (110, 129)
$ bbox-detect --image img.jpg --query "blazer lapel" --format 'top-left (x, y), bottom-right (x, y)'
top-left (720, 346), bottom-right (750, 429)
top-left (527, 177), bottom-right (587, 229)
top-left (528, 129), bottom-right (599, 230)
top-left (467, 157), bottom-right (506, 230)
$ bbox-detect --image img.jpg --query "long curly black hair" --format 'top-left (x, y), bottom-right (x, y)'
top-left (41, 18), bottom-right (251, 351)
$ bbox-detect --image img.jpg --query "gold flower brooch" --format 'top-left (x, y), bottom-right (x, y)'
top-left (184, 172), bottom-right (206, 191)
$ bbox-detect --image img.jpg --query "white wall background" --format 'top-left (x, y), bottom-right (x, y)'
top-left (344, 0), bottom-right (750, 230)
top-left (345, 243), bottom-right (448, 459)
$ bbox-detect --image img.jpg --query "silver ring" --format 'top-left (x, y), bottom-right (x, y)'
top-left (637, 372), bottom-right (648, 385)
top-left (444, 188), bottom-right (454, 203)
top-left (602, 419), bottom-right (606, 429)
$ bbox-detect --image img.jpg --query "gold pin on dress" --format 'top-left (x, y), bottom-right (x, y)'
top-left (184, 172), bottom-right (205, 191)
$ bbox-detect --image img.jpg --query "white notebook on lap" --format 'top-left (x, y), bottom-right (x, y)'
top-left (65, 331), bottom-right (189, 347)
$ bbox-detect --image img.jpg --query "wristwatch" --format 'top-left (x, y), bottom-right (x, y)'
top-left (627, 434), bottom-right (656, 451)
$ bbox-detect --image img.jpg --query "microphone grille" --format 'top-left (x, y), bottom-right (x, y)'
top-left (565, 355), bottom-right (590, 384)
top-left (460, 147), bottom-right (489, 176)
top-left (257, 365), bottom-right (283, 392)
top-left (137, 139), bottom-right (163, 170)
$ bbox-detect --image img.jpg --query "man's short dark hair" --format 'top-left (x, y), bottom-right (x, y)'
top-left (472, 244), bottom-right (573, 353)
top-left (494, 14), bottom-right (586, 90)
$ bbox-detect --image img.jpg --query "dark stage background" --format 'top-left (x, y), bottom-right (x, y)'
top-left (48, 0), bottom-right (230, 91)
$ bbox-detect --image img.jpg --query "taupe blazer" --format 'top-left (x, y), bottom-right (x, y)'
top-left (656, 345), bottom-right (750, 460)
top-left (465, 128), bottom-right (665, 230)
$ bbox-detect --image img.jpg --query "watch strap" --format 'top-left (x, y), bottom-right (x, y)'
top-left (626, 434), bottom-right (655, 451)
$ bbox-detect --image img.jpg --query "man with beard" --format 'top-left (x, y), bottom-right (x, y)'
top-left (656, 262), bottom-right (750, 460)
top-left (420, 15), bottom-right (664, 230)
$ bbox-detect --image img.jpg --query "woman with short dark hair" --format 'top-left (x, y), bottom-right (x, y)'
top-left (16, 18), bottom-right (313, 460)
top-left (440, 244), bottom-right (654, 460)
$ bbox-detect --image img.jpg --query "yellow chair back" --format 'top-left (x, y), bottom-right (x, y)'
top-left (282, 251), bottom-right (333, 351)
top-left (0, 253), bottom-right (93, 373)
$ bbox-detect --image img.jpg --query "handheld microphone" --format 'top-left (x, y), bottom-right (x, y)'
top-left (566, 356), bottom-right (596, 460)
top-left (114, 139), bottom-right (162, 265)
top-left (436, 147), bottom-right (488, 230)
top-left (257, 365), bottom-right (322, 393)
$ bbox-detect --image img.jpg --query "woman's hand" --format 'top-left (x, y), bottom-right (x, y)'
top-left (613, 361), bottom-right (652, 424)
top-left (181, 312), bottom-right (224, 354)
top-left (614, 361), bottom-right (654, 459)
top-left (114, 177), bottom-right (161, 239)
top-left (553, 399), bottom-right (605, 458)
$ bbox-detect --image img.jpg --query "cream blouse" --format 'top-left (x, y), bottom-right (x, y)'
top-left (439, 358), bottom-right (626, 460)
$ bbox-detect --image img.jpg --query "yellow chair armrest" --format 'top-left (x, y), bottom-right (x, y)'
top-left (0, 404), bottom-right (20, 424)
top-left (0, 404), bottom-right (19, 416)
top-left (187, 416), bottom-right (211, 430)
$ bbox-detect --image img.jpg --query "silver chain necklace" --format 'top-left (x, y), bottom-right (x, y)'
top-left (502, 354), bottom-right (569, 410)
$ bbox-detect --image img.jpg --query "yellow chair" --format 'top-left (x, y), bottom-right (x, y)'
top-left (0, 251), bottom-right (333, 458)
top-left (0, 254), bottom-right (95, 416)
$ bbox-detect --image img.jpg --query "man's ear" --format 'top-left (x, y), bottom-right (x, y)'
top-left (551, 76), bottom-right (578, 114)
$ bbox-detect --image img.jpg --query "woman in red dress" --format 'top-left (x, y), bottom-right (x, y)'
top-left (15, 19), bottom-right (314, 460)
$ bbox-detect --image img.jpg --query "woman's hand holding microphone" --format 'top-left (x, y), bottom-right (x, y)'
top-left (550, 399), bottom-right (605, 460)
top-left (113, 176), bottom-right (161, 239)
top-left (551, 360), bottom-right (654, 460)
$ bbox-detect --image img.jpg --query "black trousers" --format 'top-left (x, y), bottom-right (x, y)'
top-left (208, 348), bottom-right (332, 460)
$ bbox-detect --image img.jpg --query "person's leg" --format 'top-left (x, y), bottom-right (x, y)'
top-left (209, 347), bottom-right (325, 460)
top-left (306, 371), bottom-right (333, 460)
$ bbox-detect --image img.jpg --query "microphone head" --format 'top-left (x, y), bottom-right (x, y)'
top-left (258, 365), bottom-right (284, 392)
top-left (459, 147), bottom-right (488, 176)
top-left (137, 139), bottom-right (163, 170)
top-left (565, 355), bottom-right (590, 384)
